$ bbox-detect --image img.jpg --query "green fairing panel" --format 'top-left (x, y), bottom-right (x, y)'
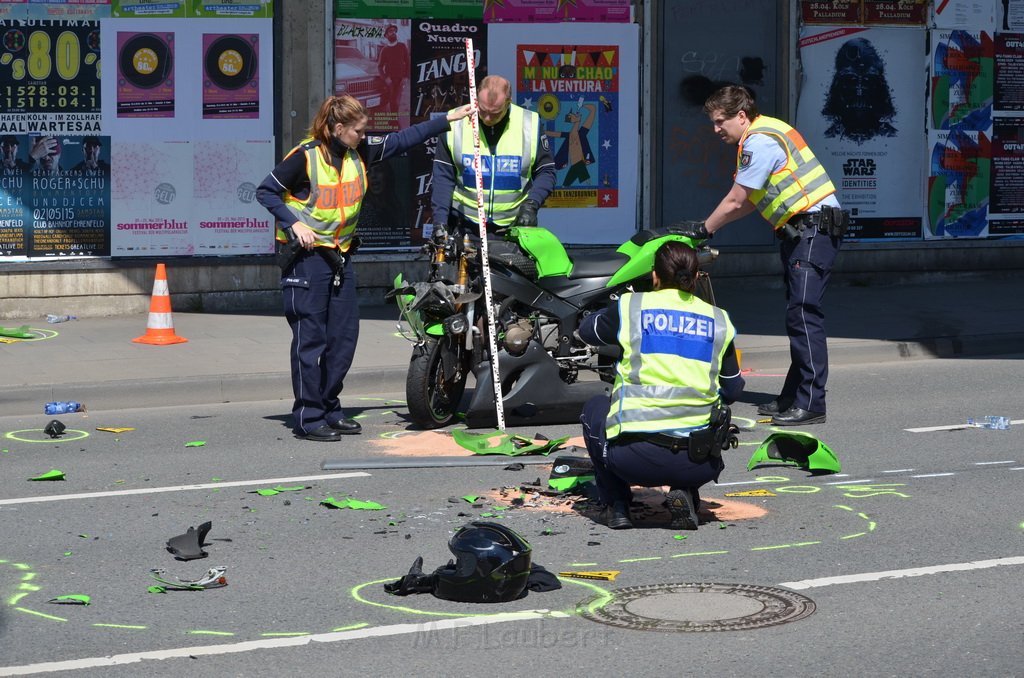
top-left (508, 226), bottom-right (573, 277)
top-left (606, 233), bottom-right (700, 288)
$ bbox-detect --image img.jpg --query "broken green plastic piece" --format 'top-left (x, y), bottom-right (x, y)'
top-left (461, 495), bottom-right (480, 504)
top-left (548, 475), bottom-right (595, 493)
top-left (49, 594), bottom-right (90, 605)
top-left (0, 325), bottom-right (33, 339)
top-left (148, 586), bottom-right (167, 594)
top-left (320, 497), bottom-right (387, 510)
top-left (673, 535), bottom-right (687, 541)
top-left (452, 429), bottom-right (568, 456)
top-left (185, 441), bottom-right (206, 447)
top-left (29, 469), bottom-right (65, 481)
top-left (253, 485), bottom-right (307, 497)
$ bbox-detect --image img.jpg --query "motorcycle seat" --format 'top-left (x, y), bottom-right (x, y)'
top-left (565, 251), bottom-right (630, 280)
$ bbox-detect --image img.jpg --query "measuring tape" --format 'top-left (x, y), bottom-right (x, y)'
top-left (464, 38), bottom-right (506, 430)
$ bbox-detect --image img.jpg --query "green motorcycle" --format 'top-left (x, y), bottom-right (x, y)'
top-left (392, 224), bottom-right (715, 428)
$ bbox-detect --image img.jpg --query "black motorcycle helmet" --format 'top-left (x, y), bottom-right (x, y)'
top-left (433, 522), bottom-right (532, 603)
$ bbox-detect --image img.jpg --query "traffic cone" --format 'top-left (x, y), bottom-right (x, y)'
top-left (132, 263), bottom-right (188, 345)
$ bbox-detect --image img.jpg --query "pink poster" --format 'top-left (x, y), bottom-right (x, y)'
top-left (334, 18), bottom-right (411, 131)
top-left (202, 33), bottom-right (260, 119)
top-left (116, 31), bottom-right (175, 118)
top-left (484, 0), bottom-right (629, 22)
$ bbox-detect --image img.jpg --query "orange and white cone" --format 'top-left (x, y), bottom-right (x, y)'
top-left (132, 263), bottom-right (188, 345)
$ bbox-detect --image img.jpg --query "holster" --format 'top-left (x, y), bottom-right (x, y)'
top-left (686, 403), bottom-right (737, 464)
top-left (276, 236), bottom-right (303, 273)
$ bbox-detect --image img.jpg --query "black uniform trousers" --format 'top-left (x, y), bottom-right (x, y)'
top-left (281, 248), bottom-right (359, 435)
top-left (778, 228), bottom-right (841, 413)
top-left (580, 395), bottom-right (724, 507)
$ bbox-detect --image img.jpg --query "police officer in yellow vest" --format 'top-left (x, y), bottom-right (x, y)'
top-left (580, 241), bottom-right (745, 530)
top-left (431, 75), bottom-right (556, 235)
top-left (257, 94), bottom-right (473, 441)
top-left (677, 85), bottom-right (847, 427)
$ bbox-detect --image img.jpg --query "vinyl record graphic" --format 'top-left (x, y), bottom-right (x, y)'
top-left (119, 34), bottom-right (172, 89)
top-left (204, 36), bottom-right (257, 90)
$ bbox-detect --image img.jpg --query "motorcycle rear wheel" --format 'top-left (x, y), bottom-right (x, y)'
top-left (406, 338), bottom-right (468, 429)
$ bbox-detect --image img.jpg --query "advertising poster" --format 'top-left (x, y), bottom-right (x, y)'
top-left (201, 32), bottom-right (259, 119)
top-left (102, 18), bottom-right (273, 141)
top-left (0, 3), bottom-right (27, 21)
top-left (24, 0), bottom-right (111, 20)
top-left (931, 0), bottom-right (996, 31)
top-left (929, 30), bottom-right (994, 131)
top-left (986, 116), bottom-right (1024, 233)
top-left (926, 126), bottom-right (991, 238)
top-left (796, 25), bottom-right (927, 240)
top-left (111, 0), bottom-right (186, 17)
top-left (116, 30), bottom-right (175, 117)
top-left (335, 0), bottom-right (413, 19)
top-left (863, 0), bottom-right (927, 24)
top-left (994, 32), bottom-right (1024, 110)
top-left (24, 134), bottom-right (111, 257)
top-left (519, 42), bottom-right (620, 210)
top-left (800, 0), bottom-right (862, 24)
top-left (192, 139), bottom-right (274, 254)
top-left (0, 20), bottom-right (103, 134)
top-left (405, 18), bottom-right (484, 246)
top-left (1004, 0), bottom-right (1024, 30)
top-left (489, 22), bottom-right (638, 245)
top-left (413, 0), bottom-right (481, 19)
top-left (0, 132), bottom-right (31, 257)
top-left (335, 17), bottom-right (411, 131)
top-left (110, 140), bottom-right (193, 255)
top-left (483, 0), bottom-right (629, 22)
top-left (190, 0), bottom-right (272, 17)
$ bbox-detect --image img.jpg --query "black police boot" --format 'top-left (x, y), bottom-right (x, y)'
top-left (771, 407), bottom-right (826, 426)
top-left (605, 500), bottom-right (633, 530)
top-left (297, 425), bottom-right (344, 442)
top-left (329, 418), bottom-right (362, 434)
top-left (665, 489), bottom-right (698, 530)
top-left (757, 397), bottom-right (793, 416)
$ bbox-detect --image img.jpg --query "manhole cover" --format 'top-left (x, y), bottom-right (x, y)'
top-left (578, 582), bottom-right (815, 632)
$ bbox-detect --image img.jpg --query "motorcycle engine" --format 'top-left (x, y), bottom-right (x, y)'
top-left (503, 319), bottom-right (534, 355)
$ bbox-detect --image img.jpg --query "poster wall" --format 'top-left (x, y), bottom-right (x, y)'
top-left (796, 26), bottom-right (926, 240)
top-left (110, 140), bottom-right (193, 255)
top-left (488, 22), bottom-right (638, 245)
top-left (334, 17), bottom-right (411, 131)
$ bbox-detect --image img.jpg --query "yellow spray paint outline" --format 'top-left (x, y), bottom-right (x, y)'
top-left (1, 328), bottom-right (59, 342)
top-left (5, 429), bottom-right (90, 443)
top-left (350, 576), bottom-right (610, 618)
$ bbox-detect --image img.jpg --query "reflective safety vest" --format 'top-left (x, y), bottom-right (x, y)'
top-left (606, 289), bottom-right (736, 439)
top-left (447, 104), bottom-right (538, 227)
top-left (737, 115), bottom-right (836, 230)
top-left (277, 139), bottom-right (366, 251)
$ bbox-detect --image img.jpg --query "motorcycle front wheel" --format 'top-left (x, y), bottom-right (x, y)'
top-left (406, 337), bottom-right (468, 429)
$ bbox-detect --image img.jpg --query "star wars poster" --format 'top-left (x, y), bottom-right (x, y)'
top-left (406, 19), bottom-right (485, 246)
top-left (489, 22), bottom-right (638, 245)
top-left (796, 26), bottom-right (925, 241)
top-left (926, 126), bottom-right (991, 238)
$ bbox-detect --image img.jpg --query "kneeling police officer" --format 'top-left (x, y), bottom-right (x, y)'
top-left (579, 241), bottom-right (745, 530)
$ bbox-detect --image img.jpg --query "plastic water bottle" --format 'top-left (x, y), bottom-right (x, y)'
top-left (44, 401), bottom-right (83, 415)
top-left (46, 314), bottom-right (76, 324)
top-left (967, 416), bottom-right (1010, 430)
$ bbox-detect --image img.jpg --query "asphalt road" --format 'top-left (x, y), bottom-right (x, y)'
top-left (1, 355), bottom-right (1022, 677)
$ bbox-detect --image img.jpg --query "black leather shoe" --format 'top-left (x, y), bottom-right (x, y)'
top-left (665, 489), bottom-right (698, 530)
top-left (604, 501), bottom-right (633, 530)
top-left (757, 397), bottom-right (793, 416)
top-left (328, 418), bottom-right (362, 434)
top-left (297, 425), bottom-right (344, 442)
top-left (772, 407), bottom-right (826, 426)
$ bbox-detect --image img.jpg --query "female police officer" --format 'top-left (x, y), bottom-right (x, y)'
top-left (257, 94), bottom-right (473, 441)
top-left (579, 241), bottom-right (745, 529)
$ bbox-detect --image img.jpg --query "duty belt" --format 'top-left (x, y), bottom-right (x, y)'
top-left (776, 206), bottom-right (849, 241)
top-left (616, 431), bottom-right (688, 453)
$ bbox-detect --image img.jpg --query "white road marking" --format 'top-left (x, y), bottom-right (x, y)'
top-left (882, 469), bottom-right (914, 473)
top-left (825, 479), bottom-right (873, 485)
top-left (910, 473), bottom-right (955, 478)
top-left (974, 460), bottom-right (1017, 465)
top-left (0, 472), bottom-right (372, 507)
top-left (0, 610), bottom-right (569, 676)
top-left (780, 556), bottom-right (1024, 590)
top-left (905, 419), bottom-right (1024, 433)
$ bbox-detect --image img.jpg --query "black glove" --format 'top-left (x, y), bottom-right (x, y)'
top-left (515, 200), bottom-right (540, 227)
top-left (673, 220), bottom-right (712, 241)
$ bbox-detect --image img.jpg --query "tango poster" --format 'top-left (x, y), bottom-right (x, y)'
top-left (489, 22), bottom-right (638, 245)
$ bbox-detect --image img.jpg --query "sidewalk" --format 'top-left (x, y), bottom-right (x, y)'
top-left (2, 275), bottom-right (1022, 416)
